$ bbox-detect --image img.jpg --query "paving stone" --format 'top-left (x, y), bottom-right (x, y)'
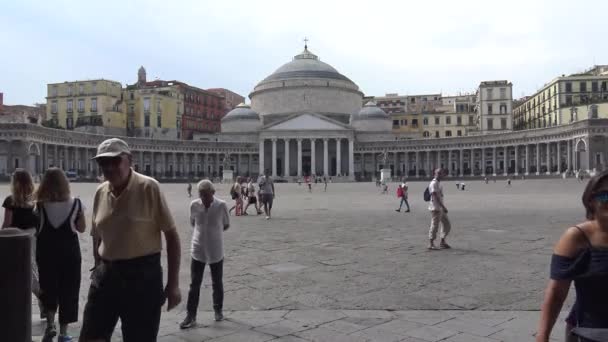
top-left (207, 329), bottom-right (276, 342)
top-left (394, 310), bottom-right (458, 325)
top-left (403, 325), bottom-right (460, 342)
top-left (285, 309), bottom-right (347, 326)
top-left (433, 318), bottom-right (504, 337)
top-left (442, 332), bottom-right (501, 342)
top-left (295, 327), bottom-right (370, 342)
top-left (227, 310), bottom-right (289, 327)
top-left (254, 319), bottom-right (313, 337)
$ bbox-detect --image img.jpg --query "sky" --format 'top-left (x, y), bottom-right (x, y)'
top-left (1, 0), bottom-right (607, 105)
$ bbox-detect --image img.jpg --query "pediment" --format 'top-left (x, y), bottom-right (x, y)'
top-left (264, 113), bottom-right (349, 131)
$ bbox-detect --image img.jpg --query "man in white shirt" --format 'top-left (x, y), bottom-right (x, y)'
top-left (258, 169), bottom-right (275, 220)
top-left (180, 180), bottom-right (230, 329)
top-left (428, 168), bottom-right (451, 250)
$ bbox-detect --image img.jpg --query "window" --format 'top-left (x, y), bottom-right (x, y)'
top-left (157, 115), bottom-right (162, 127)
top-left (565, 82), bottom-right (572, 92)
top-left (403, 119), bottom-right (407, 126)
top-left (144, 115), bottom-right (150, 127)
top-left (51, 101), bottom-right (58, 114)
top-left (130, 92), bottom-right (134, 100)
top-left (446, 116), bottom-right (451, 125)
top-left (445, 130), bottom-right (452, 137)
top-left (91, 98), bottom-right (97, 112)
top-left (566, 95), bottom-right (572, 105)
top-left (500, 103), bottom-right (507, 114)
top-left (592, 82), bottom-right (598, 92)
top-left (501, 118), bottom-right (507, 129)
top-left (434, 117), bottom-right (440, 125)
top-left (92, 82), bottom-right (97, 93)
top-left (457, 116), bottom-right (462, 125)
top-left (602, 82), bottom-right (607, 91)
top-left (457, 130), bottom-right (462, 136)
top-left (412, 119), bottom-right (418, 127)
top-left (499, 88), bottom-right (506, 99)
top-left (157, 100), bottom-right (161, 113)
top-left (52, 86), bottom-right (58, 97)
top-left (435, 131), bottom-right (440, 138)
top-left (486, 88), bottom-right (493, 100)
top-left (393, 120), bottom-right (399, 127)
top-left (67, 100), bottom-right (73, 113)
top-left (129, 105), bottom-right (134, 114)
top-left (144, 98), bottom-right (150, 113)
top-left (423, 131), bottom-right (430, 137)
top-left (423, 118), bottom-right (429, 125)
top-left (78, 99), bottom-right (84, 113)
top-left (67, 85), bottom-right (73, 96)
top-left (487, 118), bottom-right (494, 130)
top-left (591, 105), bottom-right (599, 119)
top-left (79, 84), bottom-right (84, 95)
top-left (469, 115), bottom-right (474, 125)
top-left (66, 117), bottom-right (73, 129)
top-left (580, 82), bottom-right (587, 92)
top-left (410, 98), bottom-right (416, 104)
top-left (487, 104), bottom-right (493, 114)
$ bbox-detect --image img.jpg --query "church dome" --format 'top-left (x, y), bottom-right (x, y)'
top-left (222, 103), bottom-right (260, 122)
top-left (353, 101), bottom-right (389, 120)
top-left (259, 47), bottom-right (356, 85)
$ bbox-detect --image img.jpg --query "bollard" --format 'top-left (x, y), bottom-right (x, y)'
top-left (0, 228), bottom-right (32, 342)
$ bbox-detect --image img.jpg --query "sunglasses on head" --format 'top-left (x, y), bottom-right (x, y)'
top-left (96, 156), bottom-right (123, 167)
top-left (593, 191), bottom-right (608, 203)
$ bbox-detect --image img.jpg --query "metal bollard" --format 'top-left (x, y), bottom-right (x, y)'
top-left (0, 228), bottom-right (32, 342)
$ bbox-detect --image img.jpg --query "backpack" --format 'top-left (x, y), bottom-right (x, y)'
top-left (396, 186), bottom-right (403, 197)
top-left (423, 187), bottom-right (431, 202)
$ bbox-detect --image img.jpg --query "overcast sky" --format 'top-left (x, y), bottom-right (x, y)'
top-left (1, 0), bottom-right (606, 105)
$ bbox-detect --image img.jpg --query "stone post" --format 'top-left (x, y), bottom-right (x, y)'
top-left (336, 138), bottom-right (341, 177)
top-left (284, 139), bottom-right (290, 177)
top-left (297, 139), bottom-right (302, 177)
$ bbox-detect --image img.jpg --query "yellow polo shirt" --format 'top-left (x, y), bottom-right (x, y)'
top-left (91, 169), bottom-right (176, 261)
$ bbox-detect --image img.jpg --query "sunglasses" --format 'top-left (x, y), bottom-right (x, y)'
top-left (96, 156), bottom-right (124, 167)
top-left (593, 192), bottom-right (608, 203)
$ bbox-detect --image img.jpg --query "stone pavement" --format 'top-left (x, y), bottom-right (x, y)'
top-left (32, 309), bottom-right (569, 341)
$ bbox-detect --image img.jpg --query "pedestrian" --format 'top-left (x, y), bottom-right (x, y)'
top-left (484, 177), bottom-right (489, 184)
top-left (228, 177), bottom-right (243, 216)
top-left (323, 176), bottom-right (328, 192)
top-left (1, 169), bottom-right (45, 320)
top-left (427, 168), bottom-right (451, 250)
top-left (507, 178), bottom-right (512, 187)
top-left (536, 170), bottom-right (608, 342)
top-left (460, 182), bottom-right (466, 191)
top-left (180, 180), bottom-right (229, 329)
top-left (395, 182), bottom-right (410, 212)
top-left (79, 138), bottom-right (182, 342)
top-left (456, 182), bottom-right (460, 190)
top-left (381, 182), bottom-right (388, 194)
top-left (187, 183), bottom-right (192, 198)
top-left (307, 175), bottom-right (312, 192)
top-left (243, 177), bottom-right (262, 215)
top-left (258, 169), bottom-right (275, 220)
top-left (35, 168), bottom-right (86, 342)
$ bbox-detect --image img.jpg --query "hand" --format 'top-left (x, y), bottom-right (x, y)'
top-left (165, 284), bottom-right (181, 311)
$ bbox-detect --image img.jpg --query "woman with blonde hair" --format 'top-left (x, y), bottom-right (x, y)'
top-left (35, 167), bottom-right (85, 342)
top-left (1, 168), bottom-right (44, 317)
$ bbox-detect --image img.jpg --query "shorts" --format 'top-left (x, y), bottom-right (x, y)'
top-left (260, 194), bottom-right (273, 206)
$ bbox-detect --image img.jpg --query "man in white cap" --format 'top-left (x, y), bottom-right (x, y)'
top-left (79, 138), bottom-right (182, 342)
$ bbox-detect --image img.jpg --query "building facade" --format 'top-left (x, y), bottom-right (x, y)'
top-left (207, 88), bottom-right (246, 116)
top-left (4, 47), bottom-right (607, 181)
top-left (476, 81), bottom-right (513, 133)
top-left (513, 67), bottom-right (608, 130)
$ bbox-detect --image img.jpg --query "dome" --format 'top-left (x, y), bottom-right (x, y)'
top-left (222, 103), bottom-right (260, 122)
top-left (258, 47), bottom-right (356, 85)
top-left (353, 101), bottom-right (389, 120)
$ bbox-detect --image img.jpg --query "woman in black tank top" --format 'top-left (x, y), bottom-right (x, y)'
top-left (537, 170), bottom-right (608, 342)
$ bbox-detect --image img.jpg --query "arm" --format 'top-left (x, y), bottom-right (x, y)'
top-left (431, 192), bottom-right (447, 212)
top-left (163, 228), bottom-right (181, 310)
top-left (1, 209), bottom-right (12, 228)
top-left (92, 235), bottom-right (101, 267)
top-left (75, 200), bottom-right (86, 233)
top-left (536, 227), bottom-right (585, 342)
top-left (272, 182), bottom-right (276, 198)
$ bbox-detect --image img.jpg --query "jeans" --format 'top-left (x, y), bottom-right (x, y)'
top-left (398, 197), bottom-right (410, 210)
top-left (186, 258), bottom-right (224, 316)
top-left (79, 253), bottom-right (165, 342)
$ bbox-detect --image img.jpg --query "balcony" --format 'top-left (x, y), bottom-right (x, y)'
top-left (76, 115), bottom-right (103, 127)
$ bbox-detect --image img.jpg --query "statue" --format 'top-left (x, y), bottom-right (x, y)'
top-left (377, 149), bottom-right (389, 166)
top-left (221, 153), bottom-right (232, 169)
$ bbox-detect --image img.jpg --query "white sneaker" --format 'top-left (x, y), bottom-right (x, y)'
top-left (265, 216), bottom-right (270, 220)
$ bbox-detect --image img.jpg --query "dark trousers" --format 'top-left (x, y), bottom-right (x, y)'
top-left (37, 252), bottom-right (81, 324)
top-left (79, 253), bottom-right (165, 342)
top-left (398, 197), bottom-right (410, 210)
top-left (187, 258), bottom-right (224, 316)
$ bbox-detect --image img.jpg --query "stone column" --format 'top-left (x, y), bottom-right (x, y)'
top-left (492, 147), bottom-right (497, 176)
top-left (248, 153), bottom-right (252, 177)
top-left (259, 139), bottom-right (265, 175)
top-left (215, 153), bottom-right (220, 176)
top-left (323, 138), bottom-right (329, 176)
top-left (556, 141), bottom-right (561, 174)
top-left (297, 138), bottom-right (302, 177)
top-left (514, 146), bottom-right (519, 176)
top-left (54, 144), bottom-right (58, 168)
top-left (403, 152), bottom-right (408, 177)
top-left (162, 153), bottom-right (167, 178)
top-left (481, 147), bottom-right (486, 177)
top-left (284, 139), bottom-right (290, 177)
top-left (426, 151), bottom-right (431, 176)
top-left (525, 145), bottom-right (530, 175)
top-left (470, 149), bottom-right (474, 177)
top-left (566, 140), bottom-right (573, 172)
top-left (459, 149), bottom-right (464, 177)
top-left (546, 142), bottom-right (551, 175)
top-left (415, 151), bottom-right (420, 178)
top-left (436, 150), bottom-right (441, 171)
top-left (348, 139), bottom-right (354, 179)
top-left (336, 138), bottom-right (341, 177)
top-left (172, 152), bottom-right (177, 178)
top-left (536, 143), bottom-right (541, 175)
top-left (311, 139), bottom-right (316, 176)
top-left (448, 150), bottom-right (452, 176)
top-left (503, 146), bottom-right (508, 176)
top-left (271, 138), bottom-right (277, 177)
top-left (139, 151), bottom-right (144, 175)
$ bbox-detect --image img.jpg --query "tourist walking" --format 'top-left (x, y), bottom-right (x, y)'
top-left (243, 178), bottom-right (262, 215)
top-left (35, 168), bottom-right (86, 342)
top-left (1, 169), bottom-right (45, 319)
top-left (381, 182), bottom-right (388, 194)
top-left (79, 138), bottom-right (182, 342)
top-left (323, 176), bottom-right (328, 192)
top-left (258, 169), bottom-right (275, 220)
top-left (187, 183), bottom-right (192, 198)
top-left (536, 170), bottom-right (608, 342)
top-left (228, 177), bottom-right (243, 216)
top-left (395, 182), bottom-right (410, 212)
top-left (427, 168), bottom-right (451, 250)
top-left (180, 180), bottom-right (230, 329)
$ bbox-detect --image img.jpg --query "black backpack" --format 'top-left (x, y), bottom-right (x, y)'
top-left (423, 187), bottom-right (431, 202)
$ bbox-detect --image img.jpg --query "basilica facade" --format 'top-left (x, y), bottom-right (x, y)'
top-left (1, 47), bottom-right (607, 181)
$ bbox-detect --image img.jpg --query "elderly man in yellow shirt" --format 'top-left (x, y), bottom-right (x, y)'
top-left (79, 138), bottom-right (181, 342)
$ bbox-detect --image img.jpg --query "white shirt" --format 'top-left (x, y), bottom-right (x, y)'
top-left (40, 197), bottom-right (84, 234)
top-left (428, 178), bottom-right (444, 211)
top-left (190, 197), bottom-right (230, 264)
